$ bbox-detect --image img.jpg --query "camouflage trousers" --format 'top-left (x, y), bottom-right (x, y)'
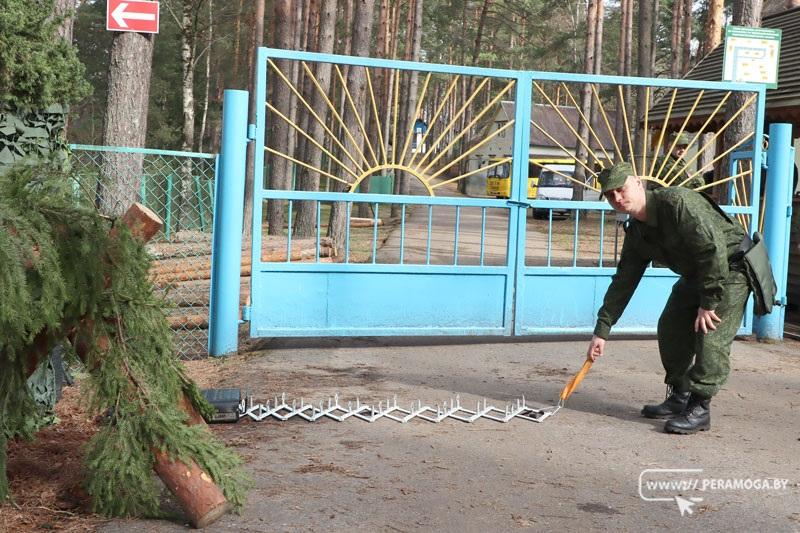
top-left (657, 269), bottom-right (751, 398)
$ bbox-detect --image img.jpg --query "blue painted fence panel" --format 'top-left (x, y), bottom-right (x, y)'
top-left (251, 271), bottom-right (510, 337)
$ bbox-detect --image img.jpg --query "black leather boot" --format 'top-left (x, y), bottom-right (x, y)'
top-left (664, 394), bottom-right (711, 434)
top-left (641, 389), bottom-right (690, 419)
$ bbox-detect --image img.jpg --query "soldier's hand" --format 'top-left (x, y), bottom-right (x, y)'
top-left (587, 335), bottom-right (605, 362)
top-left (694, 307), bottom-right (721, 334)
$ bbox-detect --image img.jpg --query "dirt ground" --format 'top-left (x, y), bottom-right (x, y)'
top-left (5, 334), bottom-right (797, 532)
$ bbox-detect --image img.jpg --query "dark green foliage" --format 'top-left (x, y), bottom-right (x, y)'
top-left (0, 162), bottom-right (248, 515)
top-left (0, 104), bottom-right (69, 168)
top-left (0, 0), bottom-right (91, 109)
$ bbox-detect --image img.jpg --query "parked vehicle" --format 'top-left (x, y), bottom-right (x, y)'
top-left (485, 157), bottom-right (576, 200)
top-left (531, 164), bottom-right (575, 218)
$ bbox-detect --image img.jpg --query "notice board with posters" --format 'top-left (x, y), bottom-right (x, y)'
top-left (722, 26), bottom-right (781, 89)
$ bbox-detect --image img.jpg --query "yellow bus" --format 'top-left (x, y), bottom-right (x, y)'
top-left (486, 157), bottom-right (576, 199)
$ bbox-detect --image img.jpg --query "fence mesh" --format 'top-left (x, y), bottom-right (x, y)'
top-left (70, 145), bottom-right (217, 359)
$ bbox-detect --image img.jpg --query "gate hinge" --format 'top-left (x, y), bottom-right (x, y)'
top-left (505, 200), bottom-right (531, 208)
top-left (240, 305), bottom-right (251, 323)
top-left (247, 124), bottom-right (256, 141)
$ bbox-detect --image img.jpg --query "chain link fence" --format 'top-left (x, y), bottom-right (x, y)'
top-left (70, 144), bottom-right (217, 359)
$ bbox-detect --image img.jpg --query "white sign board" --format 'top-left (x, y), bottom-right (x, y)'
top-left (722, 26), bottom-right (781, 89)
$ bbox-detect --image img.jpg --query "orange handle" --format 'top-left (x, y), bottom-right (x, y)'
top-left (559, 358), bottom-right (594, 402)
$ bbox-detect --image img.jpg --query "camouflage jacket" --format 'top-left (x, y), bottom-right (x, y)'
top-left (594, 188), bottom-right (747, 339)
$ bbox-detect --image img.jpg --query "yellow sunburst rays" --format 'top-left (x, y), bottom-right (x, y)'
top-left (406, 75), bottom-right (460, 169)
top-left (660, 91), bottom-right (734, 186)
top-left (590, 84), bottom-right (624, 163)
top-left (265, 59), bottom-right (368, 184)
top-left (398, 73), bottom-right (432, 166)
top-left (642, 86), bottom-right (649, 175)
top-left (651, 89), bottom-right (706, 183)
top-left (533, 81), bottom-right (605, 185)
top-left (409, 76), bottom-right (516, 192)
top-left (334, 65), bottom-right (381, 168)
top-left (365, 67), bottom-right (388, 165)
top-left (266, 102), bottom-right (358, 183)
top-left (617, 85), bottom-right (638, 176)
top-left (647, 88), bottom-right (678, 178)
top-left (670, 93), bottom-right (758, 188)
top-left (266, 58), bottom-right (527, 196)
top-left (412, 77), bottom-right (491, 172)
top-left (392, 69), bottom-right (400, 165)
top-left (421, 80), bottom-right (516, 178)
top-left (560, 83), bottom-right (614, 166)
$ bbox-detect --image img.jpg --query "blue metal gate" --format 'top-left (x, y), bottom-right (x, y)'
top-left (209, 48), bottom-right (774, 352)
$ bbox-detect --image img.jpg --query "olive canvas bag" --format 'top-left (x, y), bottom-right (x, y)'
top-left (698, 192), bottom-right (778, 316)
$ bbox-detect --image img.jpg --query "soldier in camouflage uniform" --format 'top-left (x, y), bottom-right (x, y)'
top-left (586, 162), bottom-right (751, 434)
top-left (648, 132), bottom-right (706, 190)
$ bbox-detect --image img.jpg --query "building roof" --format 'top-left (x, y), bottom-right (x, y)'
top-left (497, 101), bottom-right (615, 151)
top-left (650, 7), bottom-right (800, 129)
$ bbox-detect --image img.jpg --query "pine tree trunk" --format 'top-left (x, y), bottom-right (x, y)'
top-left (100, 29), bottom-right (155, 216)
top-left (240, 0), bottom-right (264, 238)
top-left (703, 0), bottom-right (725, 56)
top-left (402, 0), bottom-right (423, 196)
top-left (198, 0), bottom-right (212, 152)
top-left (232, 0), bottom-right (245, 87)
top-left (681, 0), bottom-right (693, 75)
top-left (700, 0), bottom-right (725, 173)
top-left (266, 0), bottom-right (293, 236)
top-left (180, 2), bottom-right (195, 153)
top-left (457, 0), bottom-right (491, 194)
top-left (614, 0), bottom-right (633, 159)
top-left (394, 0), bottom-right (418, 207)
top-left (573, 0), bottom-right (598, 201)
top-left (294, 0), bottom-right (336, 239)
top-left (635, 0), bottom-right (654, 168)
top-left (329, 0), bottom-right (374, 256)
top-left (52, 0), bottom-right (75, 44)
top-left (670, 0), bottom-right (683, 78)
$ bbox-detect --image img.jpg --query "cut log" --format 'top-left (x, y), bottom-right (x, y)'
top-left (153, 451), bottom-right (230, 528)
top-left (349, 216), bottom-right (384, 228)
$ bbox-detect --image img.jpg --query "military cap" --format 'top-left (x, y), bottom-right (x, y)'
top-left (598, 161), bottom-right (634, 194)
top-left (670, 131), bottom-right (691, 146)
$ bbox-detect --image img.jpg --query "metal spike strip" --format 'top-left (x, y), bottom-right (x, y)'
top-left (239, 393), bottom-right (561, 424)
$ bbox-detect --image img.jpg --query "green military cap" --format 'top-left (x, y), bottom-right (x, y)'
top-left (598, 161), bottom-right (634, 194)
top-left (670, 131), bottom-right (691, 146)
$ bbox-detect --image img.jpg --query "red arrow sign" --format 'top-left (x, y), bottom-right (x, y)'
top-left (107, 0), bottom-right (160, 34)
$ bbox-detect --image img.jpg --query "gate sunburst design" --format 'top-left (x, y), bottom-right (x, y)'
top-left (265, 59), bottom-right (516, 196)
top-left (262, 54), bottom-right (761, 227)
top-left (529, 80), bottom-right (759, 228)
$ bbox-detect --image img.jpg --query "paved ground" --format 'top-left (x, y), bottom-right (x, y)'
top-left (102, 334), bottom-right (800, 532)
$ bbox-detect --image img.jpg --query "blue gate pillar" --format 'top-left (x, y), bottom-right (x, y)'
top-left (754, 123), bottom-right (794, 341)
top-left (208, 89), bottom-right (249, 356)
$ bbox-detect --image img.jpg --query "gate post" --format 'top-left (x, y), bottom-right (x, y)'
top-left (208, 89), bottom-right (249, 356)
top-left (754, 123), bottom-right (794, 341)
